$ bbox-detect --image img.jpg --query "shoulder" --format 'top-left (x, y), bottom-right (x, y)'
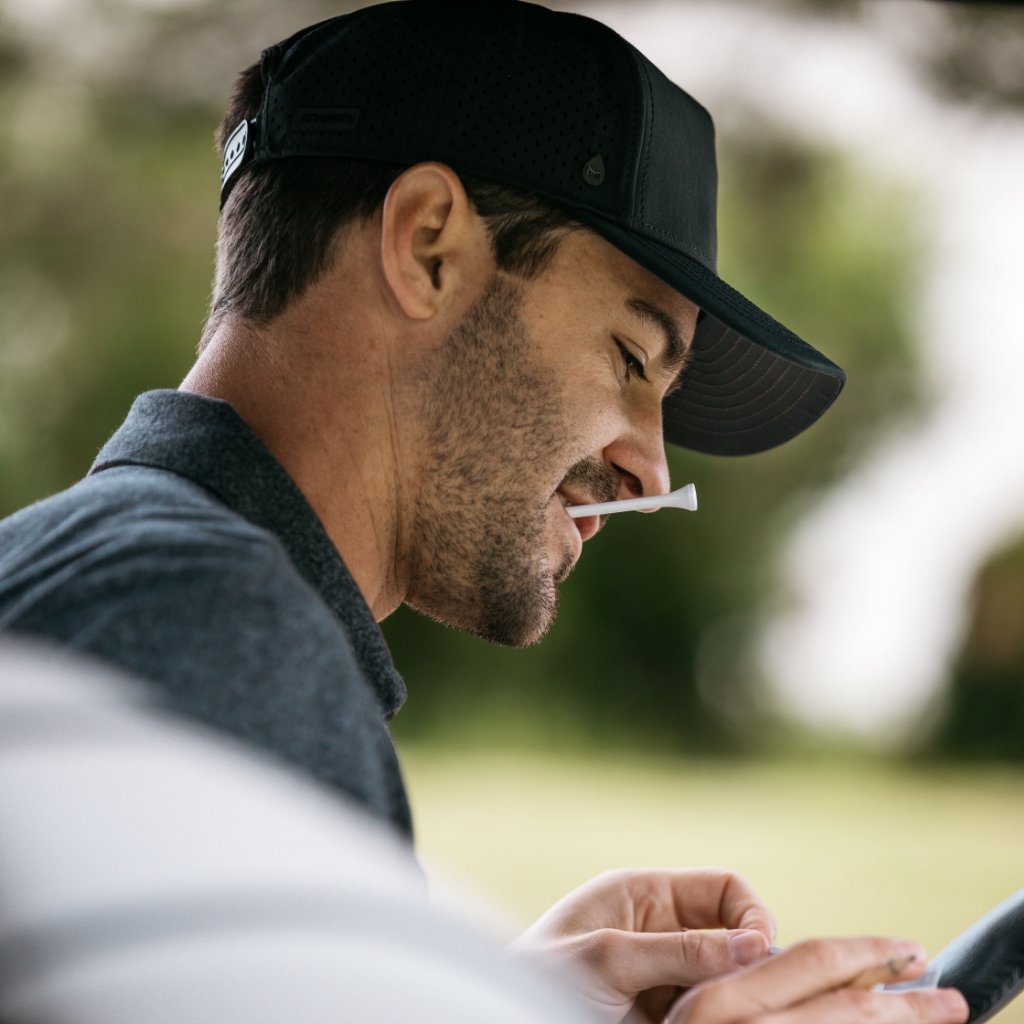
top-left (0, 465), bottom-right (342, 660)
top-left (2, 464), bottom-right (281, 578)
top-left (0, 467), bottom-right (411, 832)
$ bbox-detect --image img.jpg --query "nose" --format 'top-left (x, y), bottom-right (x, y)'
top-left (603, 403), bottom-right (670, 505)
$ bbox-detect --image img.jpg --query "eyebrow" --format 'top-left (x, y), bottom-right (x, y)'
top-left (624, 297), bottom-right (691, 377)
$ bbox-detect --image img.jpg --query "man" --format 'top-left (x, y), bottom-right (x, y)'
top-left (0, 3), bottom-right (968, 1023)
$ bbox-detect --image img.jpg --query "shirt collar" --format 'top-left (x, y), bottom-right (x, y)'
top-left (89, 389), bottom-right (406, 719)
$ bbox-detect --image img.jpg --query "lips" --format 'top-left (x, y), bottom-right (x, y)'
top-left (555, 488), bottom-right (602, 543)
top-left (568, 510), bottom-right (600, 542)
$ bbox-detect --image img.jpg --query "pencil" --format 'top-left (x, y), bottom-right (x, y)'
top-left (849, 956), bottom-right (918, 989)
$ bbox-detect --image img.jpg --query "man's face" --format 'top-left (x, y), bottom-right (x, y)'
top-left (406, 229), bottom-right (698, 646)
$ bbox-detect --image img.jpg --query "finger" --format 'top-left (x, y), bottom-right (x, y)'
top-left (575, 926), bottom-right (771, 995)
top-left (734, 985), bottom-right (968, 1024)
top-left (666, 937), bottom-right (930, 1024)
top-left (616, 868), bottom-right (776, 939)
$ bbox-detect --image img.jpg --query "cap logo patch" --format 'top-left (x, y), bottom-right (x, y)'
top-left (220, 119), bottom-right (250, 189)
top-left (294, 108), bottom-right (361, 132)
top-left (582, 154), bottom-right (606, 186)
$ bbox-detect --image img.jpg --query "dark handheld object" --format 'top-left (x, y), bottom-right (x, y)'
top-left (931, 889), bottom-right (1024, 1023)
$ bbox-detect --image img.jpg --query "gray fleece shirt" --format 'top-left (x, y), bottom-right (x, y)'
top-left (0, 390), bottom-right (412, 838)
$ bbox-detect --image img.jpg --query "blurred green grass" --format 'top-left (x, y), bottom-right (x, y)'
top-left (403, 747), bottom-right (1024, 1021)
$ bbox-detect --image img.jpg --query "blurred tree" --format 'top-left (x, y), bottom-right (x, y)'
top-left (905, 3), bottom-right (1024, 112)
top-left (0, 88), bottom-right (216, 511)
top-left (764, 0), bottom-right (1024, 113)
top-left (910, 0), bottom-right (1024, 759)
top-left (925, 534), bottom-right (1024, 761)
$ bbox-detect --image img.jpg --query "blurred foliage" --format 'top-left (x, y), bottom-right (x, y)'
top-left (0, 93), bottom-right (215, 511)
top-left (0, 0), bottom-right (976, 757)
top-left (768, 0), bottom-right (1024, 113)
top-left (925, 533), bottom-right (1024, 761)
top-left (586, 0), bottom-right (1024, 115)
top-left (901, 3), bottom-right (1024, 112)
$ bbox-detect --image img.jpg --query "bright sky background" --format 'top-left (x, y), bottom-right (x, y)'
top-left (578, 0), bottom-right (1024, 740)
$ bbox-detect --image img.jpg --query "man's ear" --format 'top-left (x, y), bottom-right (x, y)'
top-left (379, 163), bottom-right (491, 321)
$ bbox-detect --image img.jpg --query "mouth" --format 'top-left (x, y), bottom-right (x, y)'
top-left (555, 488), bottom-right (602, 543)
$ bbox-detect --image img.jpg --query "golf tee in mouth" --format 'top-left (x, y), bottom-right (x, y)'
top-left (566, 483), bottom-right (698, 518)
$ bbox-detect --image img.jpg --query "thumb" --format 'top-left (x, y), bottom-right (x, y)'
top-left (590, 927), bottom-right (770, 995)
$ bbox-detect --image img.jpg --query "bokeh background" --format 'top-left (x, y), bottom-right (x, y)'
top-left (2, 0), bottom-right (1023, 1011)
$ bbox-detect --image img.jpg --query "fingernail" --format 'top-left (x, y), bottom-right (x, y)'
top-left (896, 940), bottom-right (927, 960)
top-left (728, 931), bottom-right (766, 966)
top-left (886, 955), bottom-right (917, 977)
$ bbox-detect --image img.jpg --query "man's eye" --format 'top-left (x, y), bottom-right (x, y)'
top-left (615, 339), bottom-right (648, 382)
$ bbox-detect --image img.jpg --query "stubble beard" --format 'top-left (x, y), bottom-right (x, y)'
top-left (406, 274), bottom-right (575, 647)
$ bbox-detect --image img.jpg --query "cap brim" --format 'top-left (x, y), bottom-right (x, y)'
top-left (573, 209), bottom-right (846, 456)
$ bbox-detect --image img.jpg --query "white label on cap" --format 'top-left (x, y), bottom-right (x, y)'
top-left (221, 119), bottom-right (250, 188)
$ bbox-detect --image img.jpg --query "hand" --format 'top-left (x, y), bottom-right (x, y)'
top-left (666, 936), bottom-right (970, 1024)
top-left (510, 867), bottom-right (776, 1023)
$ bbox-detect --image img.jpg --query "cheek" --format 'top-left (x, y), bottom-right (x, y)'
top-left (556, 387), bottom-right (627, 463)
top-left (521, 335), bottom-right (626, 468)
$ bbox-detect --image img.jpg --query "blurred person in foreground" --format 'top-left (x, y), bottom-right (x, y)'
top-left (0, 638), bottom-right (595, 1024)
top-left (0, 3), bottom-right (968, 1023)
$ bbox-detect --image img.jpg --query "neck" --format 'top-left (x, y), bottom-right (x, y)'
top-left (181, 312), bottom-right (414, 621)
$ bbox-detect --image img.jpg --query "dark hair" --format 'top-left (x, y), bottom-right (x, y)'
top-left (202, 62), bottom-right (582, 349)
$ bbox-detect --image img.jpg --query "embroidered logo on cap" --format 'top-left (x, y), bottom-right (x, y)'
top-left (582, 154), bottom-right (606, 186)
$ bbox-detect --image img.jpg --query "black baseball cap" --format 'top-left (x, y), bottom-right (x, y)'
top-left (219, 0), bottom-right (846, 456)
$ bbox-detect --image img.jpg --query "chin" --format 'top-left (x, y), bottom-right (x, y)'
top-left (410, 570), bottom-right (561, 648)
top-left (479, 551), bottom-right (574, 647)
top-left (474, 605), bottom-right (557, 648)
top-left (465, 576), bottom-right (560, 648)
top-left (406, 519), bottom-right (577, 646)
